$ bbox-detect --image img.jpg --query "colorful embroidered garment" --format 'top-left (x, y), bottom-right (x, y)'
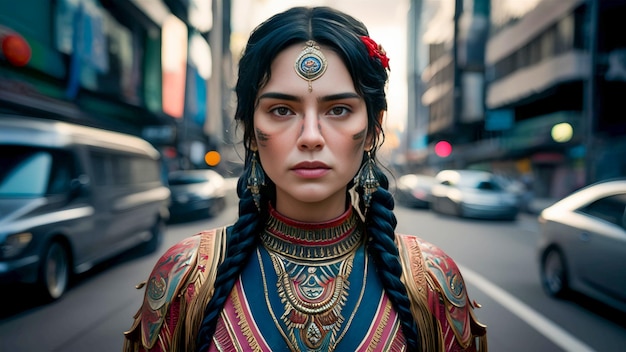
top-left (123, 205), bottom-right (487, 352)
top-left (210, 206), bottom-right (406, 351)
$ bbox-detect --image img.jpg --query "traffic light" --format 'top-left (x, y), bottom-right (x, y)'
top-left (434, 140), bottom-right (452, 158)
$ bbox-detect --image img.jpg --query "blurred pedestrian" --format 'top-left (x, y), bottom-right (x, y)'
top-left (123, 6), bottom-right (487, 352)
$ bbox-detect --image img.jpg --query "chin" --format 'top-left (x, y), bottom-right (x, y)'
top-left (287, 187), bottom-right (346, 205)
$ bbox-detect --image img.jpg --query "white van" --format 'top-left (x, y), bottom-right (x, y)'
top-left (0, 115), bottom-right (171, 300)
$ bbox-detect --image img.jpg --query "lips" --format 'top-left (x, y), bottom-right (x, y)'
top-left (291, 161), bottom-right (330, 178)
top-left (292, 161), bottom-right (329, 169)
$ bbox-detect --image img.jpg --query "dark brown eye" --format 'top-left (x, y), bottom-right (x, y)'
top-left (329, 106), bottom-right (350, 117)
top-left (270, 106), bottom-right (294, 117)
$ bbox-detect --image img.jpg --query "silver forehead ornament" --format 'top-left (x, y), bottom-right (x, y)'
top-left (294, 40), bottom-right (328, 92)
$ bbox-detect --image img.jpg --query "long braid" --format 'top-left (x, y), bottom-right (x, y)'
top-left (195, 175), bottom-right (263, 351)
top-left (367, 185), bottom-right (422, 351)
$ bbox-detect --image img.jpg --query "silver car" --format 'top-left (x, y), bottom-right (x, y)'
top-left (167, 169), bottom-right (226, 220)
top-left (0, 116), bottom-right (170, 301)
top-left (430, 169), bottom-right (519, 220)
top-left (394, 174), bottom-right (437, 208)
top-left (538, 179), bottom-right (626, 313)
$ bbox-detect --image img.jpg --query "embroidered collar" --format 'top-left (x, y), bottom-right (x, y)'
top-left (261, 205), bottom-right (363, 261)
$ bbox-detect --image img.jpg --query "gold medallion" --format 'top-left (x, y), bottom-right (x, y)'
top-left (294, 40), bottom-right (328, 92)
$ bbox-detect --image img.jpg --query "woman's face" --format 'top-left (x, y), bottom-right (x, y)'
top-left (253, 43), bottom-right (371, 221)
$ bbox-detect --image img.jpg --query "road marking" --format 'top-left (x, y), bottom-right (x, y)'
top-left (459, 264), bottom-right (596, 352)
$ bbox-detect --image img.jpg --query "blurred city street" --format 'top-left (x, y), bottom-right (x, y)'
top-left (1, 195), bottom-right (625, 351)
top-left (1, 0), bottom-right (626, 351)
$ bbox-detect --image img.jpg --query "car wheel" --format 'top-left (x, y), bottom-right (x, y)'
top-left (541, 248), bottom-right (569, 298)
top-left (39, 241), bottom-right (70, 301)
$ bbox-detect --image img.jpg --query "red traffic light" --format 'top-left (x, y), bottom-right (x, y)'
top-left (434, 140), bottom-right (452, 158)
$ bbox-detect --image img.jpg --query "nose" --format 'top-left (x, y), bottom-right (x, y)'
top-left (297, 112), bottom-right (324, 150)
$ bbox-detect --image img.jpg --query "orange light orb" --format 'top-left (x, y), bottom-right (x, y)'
top-left (205, 151), bottom-right (221, 166)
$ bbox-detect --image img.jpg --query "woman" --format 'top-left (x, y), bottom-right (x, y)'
top-left (124, 6), bottom-right (487, 352)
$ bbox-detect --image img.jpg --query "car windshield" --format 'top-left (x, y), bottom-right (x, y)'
top-left (0, 146), bottom-right (53, 197)
top-left (475, 180), bottom-right (502, 190)
top-left (168, 173), bottom-right (209, 185)
top-left (457, 175), bottom-right (504, 191)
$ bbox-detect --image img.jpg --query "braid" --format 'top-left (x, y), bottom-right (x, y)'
top-left (367, 186), bottom-right (422, 351)
top-left (195, 175), bottom-right (263, 351)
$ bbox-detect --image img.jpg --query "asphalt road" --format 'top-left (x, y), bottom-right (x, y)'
top-left (1, 198), bottom-right (625, 351)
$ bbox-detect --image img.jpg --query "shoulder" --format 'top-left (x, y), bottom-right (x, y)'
top-left (396, 233), bottom-right (487, 350)
top-left (124, 228), bottom-right (227, 350)
top-left (395, 233), bottom-right (466, 303)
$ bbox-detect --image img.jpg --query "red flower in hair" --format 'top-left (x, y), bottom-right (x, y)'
top-left (360, 36), bottom-right (390, 69)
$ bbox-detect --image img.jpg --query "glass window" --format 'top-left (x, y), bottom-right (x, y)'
top-left (89, 152), bottom-right (110, 186)
top-left (0, 146), bottom-right (52, 197)
top-left (47, 151), bottom-right (77, 194)
top-left (129, 157), bottom-right (160, 184)
top-left (476, 180), bottom-right (499, 190)
top-left (579, 193), bottom-right (626, 228)
top-left (112, 155), bottom-right (132, 185)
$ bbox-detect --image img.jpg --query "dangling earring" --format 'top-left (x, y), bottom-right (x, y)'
top-left (355, 151), bottom-right (380, 210)
top-left (247, 149), bottom-right (265, 212)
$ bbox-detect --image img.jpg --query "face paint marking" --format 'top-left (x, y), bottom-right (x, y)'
top-left (255, 128), bottom-right (270, 146)
top-left (353, 128), bottom-right (367, 141)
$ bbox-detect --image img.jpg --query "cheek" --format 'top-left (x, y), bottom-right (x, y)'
top-left (254, 127), bottom-right (271, 147)
top-left (351, 127), bottom-right (368, 153)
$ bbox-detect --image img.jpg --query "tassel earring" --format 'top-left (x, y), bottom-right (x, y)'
top-left (247, 150), bottom-right (265, 212)
top-left (355, 151), bottom-right (380, 210)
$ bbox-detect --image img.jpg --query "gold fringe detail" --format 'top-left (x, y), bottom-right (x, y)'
top-left (122, 335), bottom-right (139, 352)
top-left (366, 297), bottom-right (393, 352)
top-left (231, 285), bottom-right (263, 351)
top-left (122, 306), bottom-right (142, 351)
top-left (396, 235), bottom-right (444, 352)
top-left (470, 304), bottom-right (488, 352)
top-left (171, 227), bottom-right (228, 351)
top-left (477, 333), bottom-right (489, 351)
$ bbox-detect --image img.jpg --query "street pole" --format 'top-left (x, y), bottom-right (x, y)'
top-left (584, 0), bottom-right (598, 185)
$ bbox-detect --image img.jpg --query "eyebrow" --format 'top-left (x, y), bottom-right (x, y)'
top-left (257, 92), bottom-right (301, 102)
top-left (257, 92), bottom-right (361, 103)
top-left (319, 92), bottom-right (360, 102)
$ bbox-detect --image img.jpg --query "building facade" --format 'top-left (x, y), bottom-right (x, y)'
top-left (409, 0), bottom-right (626, 199)
top-left (0, 0), bottom-right (234, 174)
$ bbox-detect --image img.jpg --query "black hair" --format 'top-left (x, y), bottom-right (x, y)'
top-left (194, 6), bottom-right (423, 351)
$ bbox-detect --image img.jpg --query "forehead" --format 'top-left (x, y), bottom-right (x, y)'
top-left (260, 43), bottom-right (356, 95)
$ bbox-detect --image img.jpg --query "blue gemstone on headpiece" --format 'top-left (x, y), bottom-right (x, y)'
top-left (299, 56), bottom-right (323, 78)
top-left (294, 41), bottom-right (327, 82)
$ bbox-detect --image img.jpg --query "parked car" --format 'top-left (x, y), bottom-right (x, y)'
top-left (494, 175), bottom-right (534, 213)
top-left (0, 115), bottom-right (170, 300)
top-left (430, 169), bottom-right (519, 220)
top-left (167, 169), bottom-right (226, 220)
top-left (394, 174), bottom-right (436, 208)
top-left (537, 179), bottom-right (626, 313)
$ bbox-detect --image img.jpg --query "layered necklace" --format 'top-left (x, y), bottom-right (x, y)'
top-left (259, 206), bottom-right (365, 351)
